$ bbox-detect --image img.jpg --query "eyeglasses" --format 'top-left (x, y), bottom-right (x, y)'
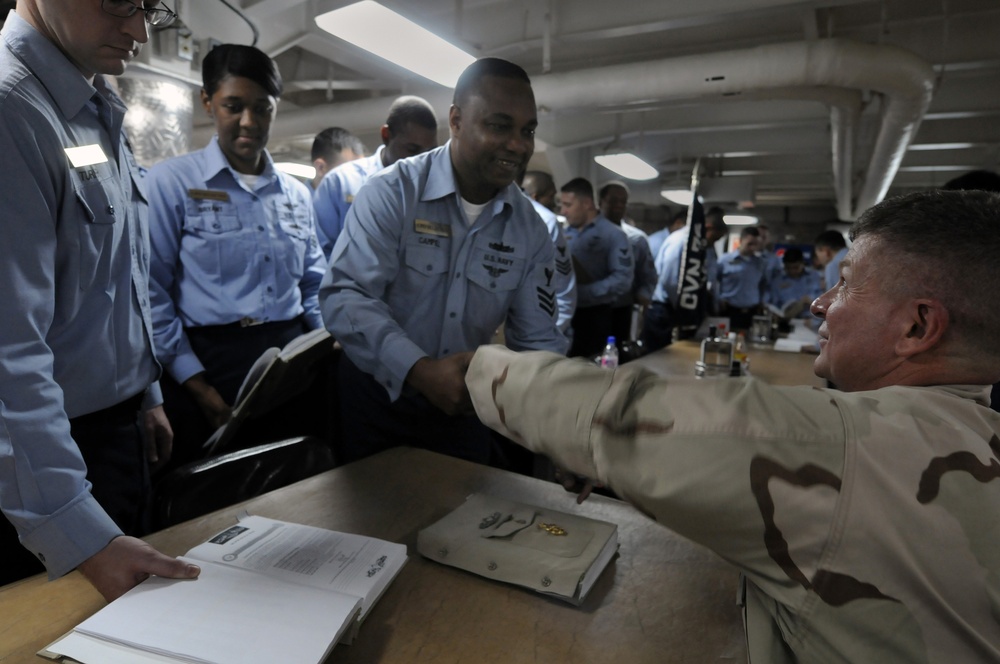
top-left (101, 0), bottom-right (178, 27)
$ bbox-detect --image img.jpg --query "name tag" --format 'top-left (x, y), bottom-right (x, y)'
top-left (64, 144), bottom-right (108, 168)
top-left (188, 188), bottom-right (231, 202)
top-left (415, 218), bottom-right (451, 237)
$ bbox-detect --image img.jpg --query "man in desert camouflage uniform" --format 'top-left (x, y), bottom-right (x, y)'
top-left (466, 189), bottom-right (1000, 662)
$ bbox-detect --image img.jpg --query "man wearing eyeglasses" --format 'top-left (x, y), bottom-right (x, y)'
top-left (0, 0), bottom-right (198, 601)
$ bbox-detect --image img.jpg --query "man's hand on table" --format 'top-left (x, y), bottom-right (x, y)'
top-left (554, 467), bottom-right (603, 504)
top-left (77, 536), bottom-right (200, 602)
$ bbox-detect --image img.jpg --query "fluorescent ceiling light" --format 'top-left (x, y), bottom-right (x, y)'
top-left (723, 214), bottom-right (758, 226)
top-left (315, 1), bottom-right (475, 88)
top-left (906, 142), bottom-right (975, 151)
top-left (594, 153), bottom-right (658, 181)
top-left (275, 162), bottom-right (316, 180)
top-left (660, 189), bottom-right (693, 206)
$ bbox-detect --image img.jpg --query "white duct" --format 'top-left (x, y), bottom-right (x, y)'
top-left (532, 39), bottom-right (934, 219)
top-left (204, 38), bottom-right (933, 220)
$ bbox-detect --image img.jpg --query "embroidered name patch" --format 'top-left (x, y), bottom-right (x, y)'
top-left (188, 188), bottom-right (231, 202)
top-left (415, 219), bottom-right (451, 237)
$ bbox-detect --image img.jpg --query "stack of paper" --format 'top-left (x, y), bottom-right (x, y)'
top-left (42, 515), bottom-right (407, 664)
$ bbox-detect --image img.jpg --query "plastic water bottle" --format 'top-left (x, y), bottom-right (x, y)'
top-left (600, 336), bottom-right (619, 369)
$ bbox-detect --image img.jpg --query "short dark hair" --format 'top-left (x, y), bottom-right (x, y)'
top-left (202, 44), bottom-right (282, 99)
top-left (453, 57), bottom-right (531, 106)
top-left (705, 206), bottom-right (725, 222)
top-left (559, 177), bottom-right (594, 201)
top-left (942, 169), bottom-right (1000, 193)
top-left (311, 127), bottom-right (364, 162)
top-left (851, 189), bottom-right (1000, 360)
top-left (386, 96), bottom-right (437, 134)
top-left (782, 247), bottom-right (805, 264)
top-left (739, 226), bottom-right (761, 239)
top-left (704, 207), bottom-right (726, 231)
top-left (814, 229), bottom-right (847, 250)
top-left (522, 170), bottom-right (554, 197)
top-left (598, 181), bottom-right (630, 200)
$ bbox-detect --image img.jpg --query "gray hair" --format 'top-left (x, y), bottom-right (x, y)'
top-left (850, 189), bottom-right (1000, 359)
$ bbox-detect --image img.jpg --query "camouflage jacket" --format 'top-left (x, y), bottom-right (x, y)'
top-left (467, 345), bottom-right (1000, 663)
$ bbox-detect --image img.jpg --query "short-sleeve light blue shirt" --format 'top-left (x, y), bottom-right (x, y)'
top-left (0, 11), bottom-right (161, 577)
top-left (313, 146), bottom-right (386, 257)
top-left (647, 226), bottom-right (671, 261)
top-left (765, 267), bottom-right (823, 317)
top-left (715, 250), bottom-right (767, 308)
top-left (619, 222), bottom-right (657, 305)
top-left (528, 197), bottom-right (576, 333)
top-left (146, 138), bottom-right (326, 384)
top-left (652, 227), bottom-right (720, 308)
top-left (320, 143), bottom-right (568, 400)
top-left (563, 215), bottom-right (633, 308)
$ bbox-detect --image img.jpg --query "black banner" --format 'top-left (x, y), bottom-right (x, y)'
top-left (674, 195), bottom-right (708, 337)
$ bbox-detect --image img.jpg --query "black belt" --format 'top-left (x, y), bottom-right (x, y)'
top-left (70, 392), bottom-right (145, 426)
top-left (190, 315), bottom-right (304, 331)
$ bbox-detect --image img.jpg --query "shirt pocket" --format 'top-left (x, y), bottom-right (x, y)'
top-left (75, 176), bottom-right (121, 290)
top-left (183, 199), bottom-right (241, 235)
top-left (276, 204), bottom-right (313, 279)
top-left (467, 237), bottom-right (524, 294)
top-left (181, 199), bottom-right (246, 286)
top-left (403, 236), bottom-right (449, 278)
top-left (277, 204), bottom-right (312, 241)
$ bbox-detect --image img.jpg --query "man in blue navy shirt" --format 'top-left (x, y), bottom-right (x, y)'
top-left (560, 177), bottom-right (633, 356)
top-left (644, 207), bottom-right (727, 351)
top-left (0, 0), bottom-right (199, 599)
top-left (320, 58), bottom-right (567, 464)
top-left (313, 96), bottom-right (439, 257)
top-left (715, 226), bottom-right (766, 330)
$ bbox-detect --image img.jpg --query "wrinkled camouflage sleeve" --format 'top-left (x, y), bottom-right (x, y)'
top-left (467, 346), bottom-right (1000, 661)
top-left (466, 345), bottom-right (846, 593)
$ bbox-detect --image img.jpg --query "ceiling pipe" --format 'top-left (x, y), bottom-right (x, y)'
top-left (215, 38), bottom-right (933, 220)
top-left (531, 38), bottom-right (933, 220)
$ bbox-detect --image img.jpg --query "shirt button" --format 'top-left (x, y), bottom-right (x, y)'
top-left (449, 312), bottom-right (456, 318)
top-left (490, 282), bottom-right (497, 288)
top-left (267, 286), bottom-right (273, 292)
top-left (455, 272), bottom-right (461, 278)
top-left (106, 205), bottom-right (114, 215)
top-left (426, 264), bottom-right (433, 271)
top-left (443, 348), bottom-right (449, 354)
top-left (264, 256), bottom-right (271, 262)
top-left (258, 225), bottom-right (265, 231)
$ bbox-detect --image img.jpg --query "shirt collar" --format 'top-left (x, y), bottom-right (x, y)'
top-left (2, 11), bottom-right (102, 122)
top-left (423, 140), bottom-right (513, 213)
top-left (928, 384), bottom-right (995, 409)
top-left (202, 135), bottom-right (280, 191)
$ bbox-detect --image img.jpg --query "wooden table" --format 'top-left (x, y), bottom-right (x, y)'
top-left (0, 448), bottom-right (746, 663)
top-left (637, 339), bottom-right (825, 387)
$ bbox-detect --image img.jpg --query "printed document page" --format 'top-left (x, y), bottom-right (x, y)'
top-left (185, 515), bottom-right (407, 615)
top-left (69, 561), bottom-right (360, 664)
